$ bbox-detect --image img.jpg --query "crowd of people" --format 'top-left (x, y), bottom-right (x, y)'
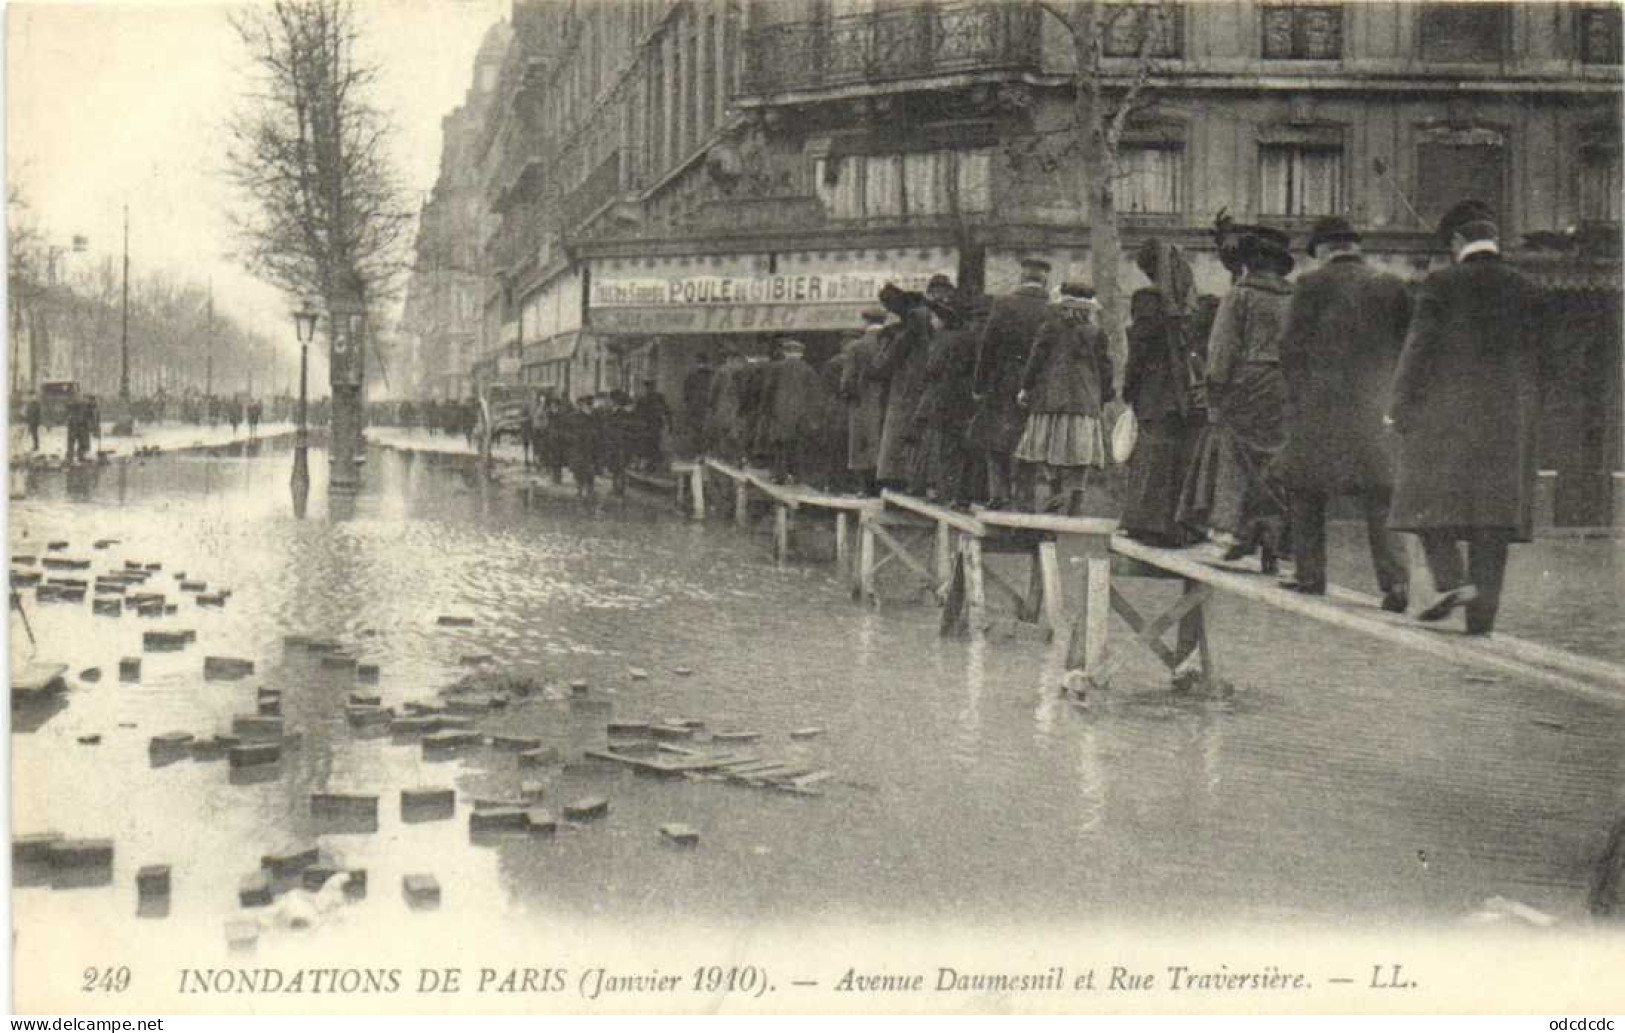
top-left (669, 200), bottom-right (1545, 637)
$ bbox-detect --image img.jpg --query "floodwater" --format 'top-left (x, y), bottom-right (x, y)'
top-left (9, 442), bottom-right (1625, 951)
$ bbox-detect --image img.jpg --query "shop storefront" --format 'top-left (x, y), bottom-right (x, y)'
top-left (585, 246), bottom-right (958, 403)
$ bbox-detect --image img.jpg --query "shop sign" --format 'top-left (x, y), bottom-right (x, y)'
top-left (588, 266), bottom-right (951, 335)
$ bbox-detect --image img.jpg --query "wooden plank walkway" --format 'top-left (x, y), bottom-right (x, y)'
top-left (680, 471), bottom-right (1625, 704)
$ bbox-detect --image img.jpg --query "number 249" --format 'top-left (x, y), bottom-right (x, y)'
top-left (83, 967), bottom-right (131, 993)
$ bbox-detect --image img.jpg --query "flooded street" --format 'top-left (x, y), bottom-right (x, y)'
top-left (10, 444), bottom-right (1625, 955)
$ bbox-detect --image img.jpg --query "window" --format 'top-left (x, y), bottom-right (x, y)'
top-left (1102, 3), bottom-right (1182, 58)
top-left (1259, 144), bottom-right (1342, 216)
top-left (1579, 143), bottom-right (1621, 223)
top-left (816, 150), bottom-right (995, 221)
top-left (1118, 144), bottom-right (1184, 213)
top-left (1262, 4), bottom-right (1344, 60)
top-left (1580, 5), bottom-right (1623, 64)
top-left (1416, 131), bottom-right (1507, 226)
top-left (1419, 2), bottom-right (1509, 63)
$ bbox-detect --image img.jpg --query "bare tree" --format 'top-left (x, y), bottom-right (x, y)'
top-left (224, 0), bottom-right (409, 307)
top-left (1036, 0), bottom-right (1173, 371)
top-left (224, 0), bottom-right (409, 486)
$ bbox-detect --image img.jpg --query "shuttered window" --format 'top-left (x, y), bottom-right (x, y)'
top-left (1259, 144), bottom-right (1342, 215)
top-left (1579, 145), bottom-right (1622, 223)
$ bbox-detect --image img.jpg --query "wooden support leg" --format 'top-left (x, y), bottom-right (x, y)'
top-left (1037, 541), bottom-right (1065, 637)
top-left (1067, 558), bottom-right (1112, 677)
top-left (939, 541), bottom-right (968, 638)
top-left (835, 512), bottom-right (850, 572)
top-left (773, 504), bottom-right (790, 566)
top-left (734, 480), bottom-right (749, 527)
top-left (935, 523), bottom-right (952, 592)
top-left (1175, 578), bottom-right (1204, 667)
top-left (858, 517), bottom-right (877, 604)
top-left (963, 535), bottom-right (986, 636)
top-left (690, 464), bottom-right (705, 521)
top-left (1022, 549), bottom-right (1045, 623)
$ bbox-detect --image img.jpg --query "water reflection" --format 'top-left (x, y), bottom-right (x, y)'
top-left (8, 442), bottom-right (1625, 935)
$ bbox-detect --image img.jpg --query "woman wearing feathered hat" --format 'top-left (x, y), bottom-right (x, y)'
top-left (1178, 222), bottom-right (1294, 573)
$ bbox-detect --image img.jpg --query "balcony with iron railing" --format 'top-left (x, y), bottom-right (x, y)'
top-left (743, 1), bottom-right (1042, 97)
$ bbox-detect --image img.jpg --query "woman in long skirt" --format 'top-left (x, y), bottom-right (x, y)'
top-left (1013, 284), bottom-right (1114, 516)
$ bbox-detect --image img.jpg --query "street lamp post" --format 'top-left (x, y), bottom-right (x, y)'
top-left (290, 299), bottom-right (319, 501)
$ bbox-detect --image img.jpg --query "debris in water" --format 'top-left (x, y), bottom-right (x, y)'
top-left (238, 872), bottom-right (274, 908)
top-left (77, 734), bottom-right (101, 746)
top-left (118, 658), bottom-right (141, 681)
top-left (1531, 718), bottom-right (1566, 732)
top-left (563, 797), bottom-right (609, 821)
top-left (436, 615), bottom-right (475, 628)
top-left (203, 656), bottom-right (255, 680)
top-left (673, 667), bottom-right (694, 677)
top-left (1463, 674), bottom-right (1499, 685)
top-left (229, 743), bottom-right (282, 768)
top-left (788, 727), bottom-right (825, 741)
top-left (403, 873), bottom-right (441, 910)
top-left (659, 823), bottom-right (700, 847)
top-left (401, 787), bottom-right (456, 822)
top-left (628, 667), bottom-right (650, 681)
top-left (78, 668), bottom-right (102, 682)
top-left (469, 807), bottom-right (529, 833)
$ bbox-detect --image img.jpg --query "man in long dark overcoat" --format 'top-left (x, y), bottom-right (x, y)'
top-left (761, 338), bottom-right (829, 485)
top-left (970, 257), bottom-right (1052, 509)
top-left (1278, 216), bottom-right (1412, 610)
top-left (1387, 201), bottom-right (1545, 636)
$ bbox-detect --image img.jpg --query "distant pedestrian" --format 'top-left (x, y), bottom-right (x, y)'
top-left (840, 309), bottom-right (888, 496)
top-left (760, 339), bottom-right (828, 485)
top-left (25, 397), bottom-right (41, 451)
top-left (565, 396), bottom-right (599, 499)
top-left (1277, 216), bottom-right (1411, 610)
top-left (1388, 201), bottom-right (1547, 636)
top-left (681, 358), bottom-right (714, 456)
top-left (632, 379), bottom-right (671, 472)
top-left (248, 400), bottom-right (263, 437)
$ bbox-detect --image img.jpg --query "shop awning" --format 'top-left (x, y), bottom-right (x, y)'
top-left (524, 331), bottom-right (580, 366)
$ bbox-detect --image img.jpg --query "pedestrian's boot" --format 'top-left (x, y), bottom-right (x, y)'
top-left (1417, 584), bottom-right (1478, 623)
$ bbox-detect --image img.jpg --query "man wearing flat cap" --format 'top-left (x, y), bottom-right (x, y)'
top-left (970, 256), bottom-right (1052, 509)
top-left (1386, 200), bottom-right (1546, 635)
top-left (1276, 215), bottom-right (1412, 610)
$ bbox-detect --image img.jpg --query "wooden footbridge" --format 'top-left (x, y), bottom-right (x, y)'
top-left (677, 459), bottom-right (1625, 701)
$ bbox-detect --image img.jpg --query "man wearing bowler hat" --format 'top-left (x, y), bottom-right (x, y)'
top-left (1386, 200), bottom-right (1546, 635)
top-left (1277, 215), bottom-right (1412, 610)
top-left (970, 255), bottom-right (1052, 509)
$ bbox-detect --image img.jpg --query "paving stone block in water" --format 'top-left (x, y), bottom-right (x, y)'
top-left (444, 696), bottom-right (495, 714)
top-left (204, 656), bottom-right (255, 680)
top-left (345, 704), bottom-right (392, 726)
top-left (390, 716), bottom-right (441, 736)
top-left (348, 692), bottom-right (382, 707)
top-left (436, 714), bottom-right (476, 731)
top-left (344, 868), bottom-right (368, 901)
top-left (563, 797), bottom-right (609, 821)
top-left (79, 667), bottom-right (102, 682)
top-left (192, 734), bottom-right (241, 759)
top-left (459, 654), bottom-right (495, 667)
top-left (92, 599), bottom-right (123, 618)
top-left (490, 734), bottom-right (541, 752)
top-left (178, 581), bottom-right (206, 593)
top-left (525, 810), bottom-right (558, 835)
top-left (404, 700), bottom-right (447, 717)
top-left (422, 730), bottom-right (479, 753)
top-left (231, 715), bottom-right (285, 740)
top-left (403, 873), bottom-right (441, 909)
top-left (628, 667), bottom-right (650, 681)
top-left (13, 831), bottom-right (64, 865)
top-left (517, 746), bottom-right (562, 767)
top-left (659, 823), bottom-right (700, 847)
top-left (50, 839), bottom-right (114, 870)
top-left (356, 664), bottom-right (380, 683)
top-left (320, 653), bottom-right (358, 670)
top-left (607, 721), bottom-right (651, 737)
top-left (788, 727), bottom-right (826, 740)
top-left (225, 920), bottom-right (259, 954)
top-left (257, 698), bottom-right (282, 717)
top-left (400, 787), bottom-right (456, 821)
top-left (283, 634), bottom-right (311, 648)
top-left (238, 872), bottom-right (273, 908)
top-left (301, 864), bottom-right (342, 892)
top-left (257, 687), bottom-right (282, 702)
top-left (470, 807), bottom-right (530, 833)
top-left (137, 865), bottom-right (171, 901)
top-left (149, 732), bottom-right (195, 754)
top-left (568, 679), bottom-right (590, 696)
top-left (650, 724), bottom-right (694, 741)
top-left (436, 615), bottom-right (475, 627)
top-left (520, 781), bottom-right (546, 801)
top-left (310, 793), bottom-right (379, 821)
top-left (228, 742), bottom-right (282, 768)
top-left (260, 843), bottom-right (320, 876)
top-left (118, 658), bottom-right (141, 681)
